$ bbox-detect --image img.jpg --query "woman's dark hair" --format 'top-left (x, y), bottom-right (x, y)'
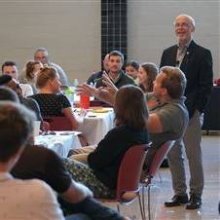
top-left (140, 62), bottom-right (159, 92)
top-left (114, 85), bottom-right (148, 130)
top-left (0, 86), bottom-right (19, 102)
top-left (0, 75), bottom-right (12, 85)
top-left (125, 60), bottom-right (139, 70)
top-left (36, 66), bottom-right (57, 89)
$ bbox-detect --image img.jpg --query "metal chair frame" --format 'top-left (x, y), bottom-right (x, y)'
top-left (142, 141), bottom-right (175, 220)
top-left (102, 144), bottom-right (149, 220)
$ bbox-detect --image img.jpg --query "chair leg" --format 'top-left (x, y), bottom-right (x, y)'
top-left (117, 203), bottom-right (120, 213)
top-left (148, 184), bottom-right (151, 220)
top-left (115, 194), bottom-right (146, 220)
top-left (138, 192), bottom-right (146, 220)
top-left (141, 185), bottom-right (146, 220)
top-left (158, 171), bottom-right (162, 183)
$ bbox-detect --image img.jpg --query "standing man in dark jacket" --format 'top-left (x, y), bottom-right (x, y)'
top-left (160, 14), bottom-right (213, 209)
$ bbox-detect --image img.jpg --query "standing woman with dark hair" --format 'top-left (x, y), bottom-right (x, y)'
top-left (64, 85), bottom-right (149, 198)
top-left (30, 67), bottom-right (79, 130)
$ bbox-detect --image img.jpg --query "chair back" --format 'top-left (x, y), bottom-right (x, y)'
top-left (116, 144), bottom-right (149, 202)
top-left (43, 116), bottom-right (72, 131)
top-left (148, 140), bottom-right (174, 178)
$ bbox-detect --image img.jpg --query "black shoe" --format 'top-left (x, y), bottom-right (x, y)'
top-left (164, 194), bottom-right (189, 207)
top-left (186, 195), bottom-right (202, 210)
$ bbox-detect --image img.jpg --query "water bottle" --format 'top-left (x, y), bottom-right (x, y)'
top-left (73, 78), bottom-right (79, 88)
top-left (64, 86), bottom-right (74, 104)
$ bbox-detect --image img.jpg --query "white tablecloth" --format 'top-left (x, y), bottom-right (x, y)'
top-left (35, 131), bottom-right (82, 157)
top-left (77, 108), bottom-right (115, 145)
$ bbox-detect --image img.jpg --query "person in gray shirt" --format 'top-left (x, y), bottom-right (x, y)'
top-left (144, 66), bottom-right (189, 171)
top-left (34, 47), bottom-right (69, 86)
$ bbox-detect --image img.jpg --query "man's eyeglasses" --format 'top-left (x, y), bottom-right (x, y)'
top-left (174, 23), bottom-right (190, 28)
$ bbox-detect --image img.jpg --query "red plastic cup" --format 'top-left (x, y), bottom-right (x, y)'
top-left (80, 94), bottom-right (90, 109)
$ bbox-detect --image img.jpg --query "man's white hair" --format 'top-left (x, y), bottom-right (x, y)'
top-left (174, 14), bottom-right (196, 28)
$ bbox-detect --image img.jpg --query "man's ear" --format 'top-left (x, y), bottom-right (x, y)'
top-left (161, 87), bottom-right (168, 96)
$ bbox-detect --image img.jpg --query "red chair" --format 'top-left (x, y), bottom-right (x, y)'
top-left (43, 116), bottom-right (72, 131)
top-left (101, 144), bottom-right (149, 220)
top-left (142, 141), bottom-right (174, 220)
top-left (43, 116), bottom-right (88, 146)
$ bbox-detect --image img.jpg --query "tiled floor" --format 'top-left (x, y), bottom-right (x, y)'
top-left (106, 133), bottom-right (220, 220)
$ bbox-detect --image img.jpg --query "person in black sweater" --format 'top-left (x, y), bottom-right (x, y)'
top-left (64, 85), bottom-right (149, 198)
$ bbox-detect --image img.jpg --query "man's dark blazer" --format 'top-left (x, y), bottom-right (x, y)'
top-left (160, 40), bottom-right (213, 118)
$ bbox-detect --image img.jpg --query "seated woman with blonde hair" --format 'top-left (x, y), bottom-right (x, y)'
top-left (30, 66), bottom-right (79, 130)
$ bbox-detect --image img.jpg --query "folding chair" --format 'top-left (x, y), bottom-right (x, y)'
top-left (102, 144), bottom-right (149, 220)
top-left (142, 140), bottom-right (175, 220)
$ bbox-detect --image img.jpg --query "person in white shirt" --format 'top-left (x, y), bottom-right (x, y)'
top-left (2, 61), bottom-right (33, 97)
top-left (0, 101), bottom-right (65, 220)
